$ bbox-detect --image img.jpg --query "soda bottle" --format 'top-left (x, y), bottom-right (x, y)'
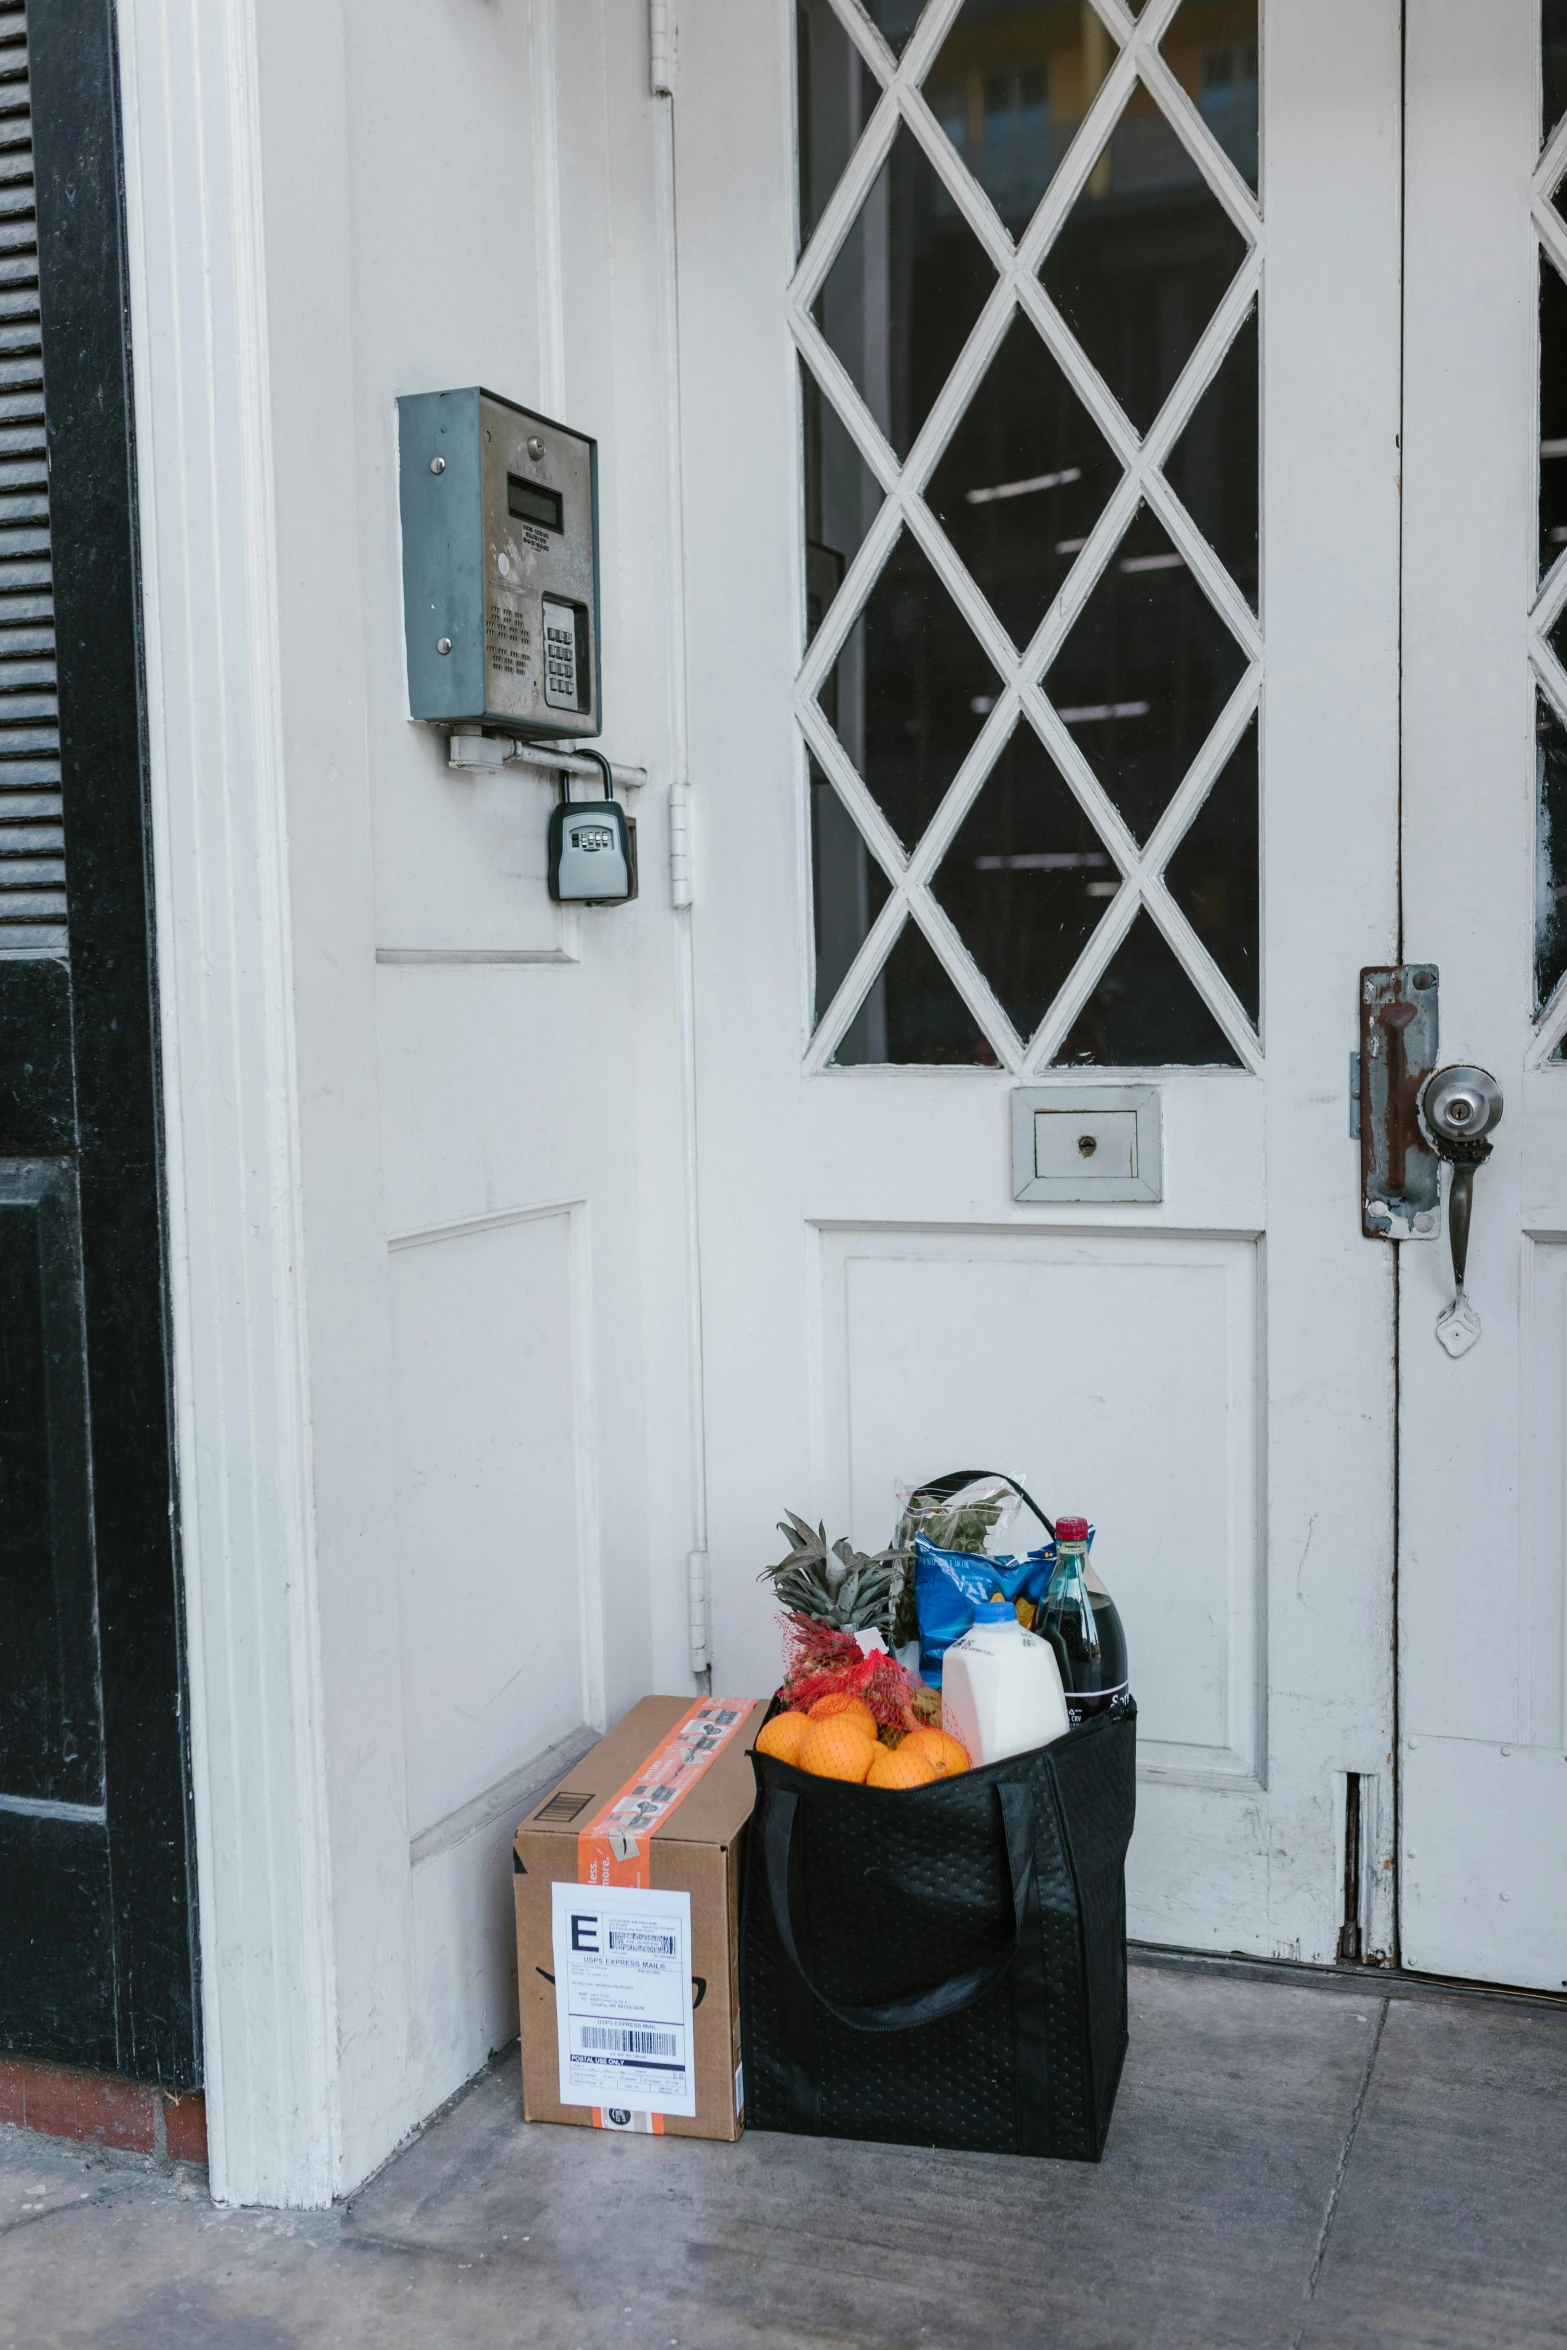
top-left (1035, 1516), bottom-right (1129, 1717)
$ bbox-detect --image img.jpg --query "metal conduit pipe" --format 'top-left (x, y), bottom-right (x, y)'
top-left (445, 728), bottom-right (647, 791)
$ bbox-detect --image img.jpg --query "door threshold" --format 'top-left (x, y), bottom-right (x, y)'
top-left (1130, 1939), bottom-right (1567, 2014)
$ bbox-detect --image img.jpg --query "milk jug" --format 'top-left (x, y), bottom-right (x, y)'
top-left (941, 1597), bottom-right (1070, 1766)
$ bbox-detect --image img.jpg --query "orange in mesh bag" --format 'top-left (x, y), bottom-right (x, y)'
top-left (775, 1613), bottom-right (944, 1745)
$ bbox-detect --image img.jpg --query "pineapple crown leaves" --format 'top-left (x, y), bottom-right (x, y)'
top-left (760, 1511), bottom-right (909, 1634)
top-left (772, 1512), bottom-right (828, 1571)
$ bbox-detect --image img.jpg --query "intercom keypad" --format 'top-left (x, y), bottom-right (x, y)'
top-left (542, 599), bottom-right (582, 711)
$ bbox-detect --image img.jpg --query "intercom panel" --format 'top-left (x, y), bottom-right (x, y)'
top-left (398, 387), bottom-right (601, 739)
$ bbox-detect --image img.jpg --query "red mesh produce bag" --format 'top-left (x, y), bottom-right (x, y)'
top-left (776, 1612), bottom-right (925, 1736)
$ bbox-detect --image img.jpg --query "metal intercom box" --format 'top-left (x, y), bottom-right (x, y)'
top-left (398, 387), bottom-right (601, 739)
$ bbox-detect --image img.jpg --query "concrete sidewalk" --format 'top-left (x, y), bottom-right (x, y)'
top-left (1, 1957), bottom-right (1563, 2350)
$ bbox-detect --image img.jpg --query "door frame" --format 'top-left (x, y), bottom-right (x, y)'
top-left (115, 0), bottom-right (340, 2205)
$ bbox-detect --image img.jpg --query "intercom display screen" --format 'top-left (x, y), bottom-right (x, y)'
top-left (508, 474), bottom-right (564, 532)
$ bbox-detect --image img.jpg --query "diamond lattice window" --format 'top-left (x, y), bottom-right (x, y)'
top-left (794, 0), bottom-right (1262, 1070)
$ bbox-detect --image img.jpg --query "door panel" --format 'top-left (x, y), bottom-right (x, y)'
top-left (1402, 1741), bottom-right (1567, 1988)
top-left (816, 1225), bottom-right (1261, 1783)
top-left (0, 963), bottom-right (72, 1147)
top-left (1399, 0), bottom-right (1567, 1989)
top-left (0, 1161), bottom-right (101, 1808)
top-left (680, 0), bottom-right (1404, 1963)
top-left (390, 1206), bottom-right (594, 1845)
top-left (1524, 1235), bottom-right (1567, 1749)
top-left (0, 1812), bottom-right (116, 2072)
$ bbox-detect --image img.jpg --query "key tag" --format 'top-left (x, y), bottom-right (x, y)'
top-left (547, 749), bottom-right (636, 904)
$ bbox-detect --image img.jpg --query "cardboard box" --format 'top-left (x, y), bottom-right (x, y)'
top-left (514, 1694), bottom-right (767, 2141)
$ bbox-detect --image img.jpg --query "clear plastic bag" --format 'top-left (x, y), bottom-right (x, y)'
top-left (892, 1473), bottom-right (1056, 1683)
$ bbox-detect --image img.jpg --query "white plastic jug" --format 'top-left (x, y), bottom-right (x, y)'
top-left (941, 1598), bottom-right (1071, 1766)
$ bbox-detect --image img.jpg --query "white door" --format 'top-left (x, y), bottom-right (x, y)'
top-left (677, 0), bottom-right (1408, 1963)
top-left (1398, 0), bottom-right (1567, 1989)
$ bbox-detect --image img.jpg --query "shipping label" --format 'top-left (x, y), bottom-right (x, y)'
top-left (550, 1881), bottom-right (696, 2120)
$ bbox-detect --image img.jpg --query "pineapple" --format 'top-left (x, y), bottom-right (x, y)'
top-left (760, 1512), bottom-right (905, 1641)
top-left (763, 1481), bottom-right (1014, 1649)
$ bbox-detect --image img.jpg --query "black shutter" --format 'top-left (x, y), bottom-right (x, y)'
top-left (0, 0), bottom-right (197, 2090)
top-left (0, 1), bottom-right (63, 960)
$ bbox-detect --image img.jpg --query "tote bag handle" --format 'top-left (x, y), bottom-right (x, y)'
top-left (908, 1469), bottom-right (1055, 1544)
top-left (763, 1780), bottom-right (1036, 2034)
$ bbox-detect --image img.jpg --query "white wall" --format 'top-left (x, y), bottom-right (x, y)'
top-left (122, 0), bottom-right (700, 2203)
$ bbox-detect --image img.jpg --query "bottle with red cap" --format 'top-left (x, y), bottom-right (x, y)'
top-left (1035, 1516), bottom-right (1129, 1718)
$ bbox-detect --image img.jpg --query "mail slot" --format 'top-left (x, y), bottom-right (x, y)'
top-left (1033, 1107), bottom-right (1139, 1181)
top-left (1010, 1086), bottom-right (1162, 1203)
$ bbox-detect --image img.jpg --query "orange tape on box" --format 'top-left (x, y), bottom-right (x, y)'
top-left (577, 1696), bottom-right (751, 1888)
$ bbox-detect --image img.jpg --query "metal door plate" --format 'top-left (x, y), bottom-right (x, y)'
top-left (1359, 965), bottom-right (1440, 1240)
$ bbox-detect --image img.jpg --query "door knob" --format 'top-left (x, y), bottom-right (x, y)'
top-left (1419, 1064), bottom-right (1503, 1357)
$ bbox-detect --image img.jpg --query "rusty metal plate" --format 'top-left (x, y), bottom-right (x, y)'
top-left (1360, 965), bottom-right (1441, 1240)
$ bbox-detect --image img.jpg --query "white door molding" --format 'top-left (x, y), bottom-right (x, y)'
top-left (116, 0), bottom-right (339, 2207)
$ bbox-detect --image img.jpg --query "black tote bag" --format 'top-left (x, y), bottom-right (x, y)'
top-left (740, 1704), bottom-right (1136, 2161)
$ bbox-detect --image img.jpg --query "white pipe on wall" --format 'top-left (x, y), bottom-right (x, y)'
top-left (651, 66), bottom-right (710, 1679)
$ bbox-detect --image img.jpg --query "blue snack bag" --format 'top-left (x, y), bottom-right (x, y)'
top-left (913, 1531), bottom-right (1057, 1686)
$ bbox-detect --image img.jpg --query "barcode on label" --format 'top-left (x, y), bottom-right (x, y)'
top-left (607, 1929), bottom-right (677, 1956)
top-left (579, 2025), bottom-right (680, 2057)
